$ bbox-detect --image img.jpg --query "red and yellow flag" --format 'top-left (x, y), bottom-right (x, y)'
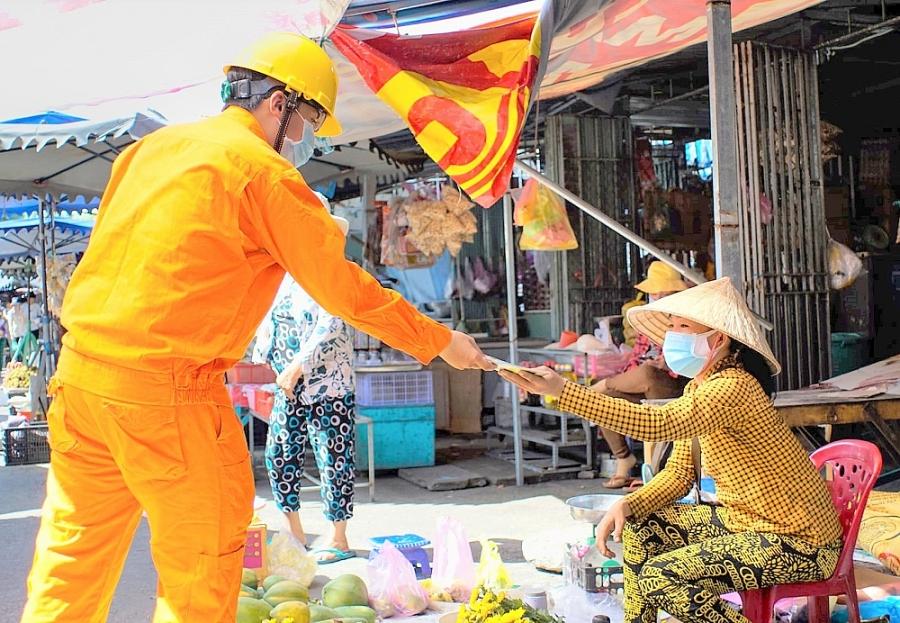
top-left (332, 20), bottom-right (542, 208)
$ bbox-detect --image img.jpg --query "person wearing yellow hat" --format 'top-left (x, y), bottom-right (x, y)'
top-left (22, 33), bottom-right (491, 623)
top-left (593, 261), bottom-right (688, 489)
top-left (499, 278), bottom-right (842, 623)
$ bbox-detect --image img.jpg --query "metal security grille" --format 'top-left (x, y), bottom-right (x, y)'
top-left (733, 42), bottom-right (830, 390)
top-left (545, 115), bottom-right (641, 334)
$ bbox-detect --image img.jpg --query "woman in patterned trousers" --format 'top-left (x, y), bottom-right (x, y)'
top-left (499, 278), bottom-right (843, 623)
top-left (254, 216), bottom-right (358, 564)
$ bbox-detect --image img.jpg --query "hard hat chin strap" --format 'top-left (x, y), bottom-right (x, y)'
top-left (273, 90), bottom-right (299, 154)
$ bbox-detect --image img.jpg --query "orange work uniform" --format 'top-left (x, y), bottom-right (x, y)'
top-left (23, 106), bottom-right (451, 623)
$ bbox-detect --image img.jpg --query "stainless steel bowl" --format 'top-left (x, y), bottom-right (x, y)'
top-left (566, 494), bottom-right (622, 525)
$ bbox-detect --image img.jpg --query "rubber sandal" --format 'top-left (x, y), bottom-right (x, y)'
top-left (314, 547), bottom-right (356, 564)
top-left (602, 475), bottom-right (631, 489)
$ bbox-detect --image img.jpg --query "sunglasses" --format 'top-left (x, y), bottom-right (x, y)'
top-left (297, 99), bottom-right (326, 133)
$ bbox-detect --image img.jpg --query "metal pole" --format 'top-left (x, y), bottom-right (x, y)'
top-left (36, 197), bottom-right (55, 373)
top-left (503, 193), bottom-right (524, 487)
top-left (707, 0), bottom-right (743, 291)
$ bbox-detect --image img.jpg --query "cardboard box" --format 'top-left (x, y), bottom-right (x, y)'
top-left (432, 365), bottom-right (451, 431)
top-left (827, 217), bottom-right (852, 245)
top-left (824, 187), bottom-right (850, 220)
top-left (430, 361), bottom-right (483, 433)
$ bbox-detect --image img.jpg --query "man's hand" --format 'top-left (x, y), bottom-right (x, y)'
top-left (276, 361), bottom-right (303, 400)
top-left (591, 378), bottom-right (608, 393)
top-left (439, 331), bottom-right (494, 371)
top-left (595, 497), bottom-right (632, 558)
top-left (498, 366), bottom-right (566, 398)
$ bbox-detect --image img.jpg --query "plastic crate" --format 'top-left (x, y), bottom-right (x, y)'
top-left (253, 388), bottom-right (274, 419)
top-left (357, 405), bottom-right (435, 469)
top-left (227, 363), bottom-right (276, 384)
top-left (226, 384), bottom-right (249, 409)
top-left (831, 332), bottom-right (869, 376)
top-left (356, 371), bottom-right (434, 407)
top-left (564, 549), bottom-right (624, 594)
top-left (2, 425), bottom-right (51, 466)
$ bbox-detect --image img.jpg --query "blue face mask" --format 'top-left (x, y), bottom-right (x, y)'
top-left (280, 118), bottom-right (316, 168)
top-left (662, 329), bottom-right (717, 378)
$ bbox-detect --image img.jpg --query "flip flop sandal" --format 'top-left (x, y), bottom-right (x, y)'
top-left (314, 547), bottom-right (356, 565)
top-left (602, 475), bottom-right (631, 489)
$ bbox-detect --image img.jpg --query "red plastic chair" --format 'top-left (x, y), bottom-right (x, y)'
top-left (740, 439), bottom-right (883, 623)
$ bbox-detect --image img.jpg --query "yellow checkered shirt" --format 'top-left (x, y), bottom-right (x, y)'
top-left (559, 366), bottom-right (842, 546)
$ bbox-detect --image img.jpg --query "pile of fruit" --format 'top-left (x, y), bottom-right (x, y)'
top-left (238, 570), bottom-right (377, 623)
top-left (3, 362), bottom-right (34, 390)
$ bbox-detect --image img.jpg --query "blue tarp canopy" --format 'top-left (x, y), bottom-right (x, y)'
top-left (0, 196), bottom-right (100, 219)
top-left (0, 111), bottom-right (165, 199)
top-left (0, 212), bottom-right (95, 259)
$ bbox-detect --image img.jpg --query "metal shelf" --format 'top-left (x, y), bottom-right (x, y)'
top-left (487, 421), bottom-right (592, 471)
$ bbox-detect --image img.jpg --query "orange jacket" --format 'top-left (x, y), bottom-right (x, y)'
top-left (61, 106), bottom-right (450, 373)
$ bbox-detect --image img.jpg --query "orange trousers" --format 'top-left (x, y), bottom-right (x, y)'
top-left (22, 348), bottom-right (255, 622)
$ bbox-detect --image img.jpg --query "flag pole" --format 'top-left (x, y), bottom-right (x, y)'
top-left (503, 193), bottom-right (524, 487)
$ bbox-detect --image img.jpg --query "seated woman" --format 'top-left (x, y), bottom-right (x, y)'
top-left (594, 260), bottom-right (689, 489)
top-left (499, 277), bottom-right (842, 623)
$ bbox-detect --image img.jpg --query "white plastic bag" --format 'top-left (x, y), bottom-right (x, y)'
top-left (430, 517), bottom-right (476, 602)
top-left (827, 239), bottom-right (863, 290)
top-left (549, 585), bottom-right (624, 623)
top-left (266, 532), bottom-right (318, 588)
top-left (367, 542), bottom-right (429, 618)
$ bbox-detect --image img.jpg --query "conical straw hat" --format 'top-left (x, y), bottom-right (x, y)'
top-left (626, 277), bottom-right (781, 375)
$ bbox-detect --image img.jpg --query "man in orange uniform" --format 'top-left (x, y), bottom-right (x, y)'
top-left (22, 33), bottom-right (491, 623)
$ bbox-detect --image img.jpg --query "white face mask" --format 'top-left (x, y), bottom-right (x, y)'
top-left (280, 118), bottom-right (316, 168)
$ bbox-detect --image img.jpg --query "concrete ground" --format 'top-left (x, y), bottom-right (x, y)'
top-left (0, 460), bottom-right (621, 623)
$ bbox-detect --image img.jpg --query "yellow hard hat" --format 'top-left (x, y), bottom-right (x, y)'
top-left (225, 32), bottom-right (341, 137)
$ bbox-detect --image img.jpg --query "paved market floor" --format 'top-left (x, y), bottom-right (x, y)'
top-left (0, 463), bottom-right (616, 623)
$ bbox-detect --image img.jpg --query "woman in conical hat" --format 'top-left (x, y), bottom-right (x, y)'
top-left (500, 277), bottom-right (842, 623)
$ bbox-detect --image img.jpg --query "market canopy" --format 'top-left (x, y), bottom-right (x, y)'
top-left (0, 112), bottom-right (165, 199)
top-left (0, 0), bottom-right (825, 204)
top-left (0, 212), bottom-right (95, 259)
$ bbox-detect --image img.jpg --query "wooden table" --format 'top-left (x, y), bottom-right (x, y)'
top-left (643, 390), bottom-right (900, 483)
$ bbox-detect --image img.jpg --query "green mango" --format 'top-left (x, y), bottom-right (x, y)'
top-left (270, 600), bottom-right (310, 623)
top-left (264, 580), bottom-right (310, 606)
top-left (239, 585), bottom-right (259, 599)
top-left (310, 604), bottom-right (340, 622)
top-left (236, 596), bottom-right (272, 623)
top-left (333, 606), bottom-right (377, 623)
top-left (322, 574), bottom-right (369, 608)
top-left (263, 575), bottom-right (289, 592)
top-left (241, 568), bottom-right (259, 589)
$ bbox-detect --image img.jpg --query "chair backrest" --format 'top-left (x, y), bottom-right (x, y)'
top-left (809, 440), bottom-right (883, 570)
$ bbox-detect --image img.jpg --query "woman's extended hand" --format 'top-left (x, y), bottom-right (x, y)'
top-left (595, 497), bottom-right (632, 558)
top-left (497, 366), bottom-right (566, 398)
top-left (276, 361), bottom-right (304, 400)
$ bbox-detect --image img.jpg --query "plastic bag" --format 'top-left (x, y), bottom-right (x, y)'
top-left (266, 532), bottom-right (318, 588)
top-left (514, 178), bottom-right (578, 251)
top-left (475, 540), bottom-right (511, 591)
top-left (827, 239), bottom-right (863, 290)
top-left (430, 517), bottom-right (476, 602)
top-left (367, 542), bottom-right (430, 618)
top-left (548, 585), bottom-right (624, 623)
